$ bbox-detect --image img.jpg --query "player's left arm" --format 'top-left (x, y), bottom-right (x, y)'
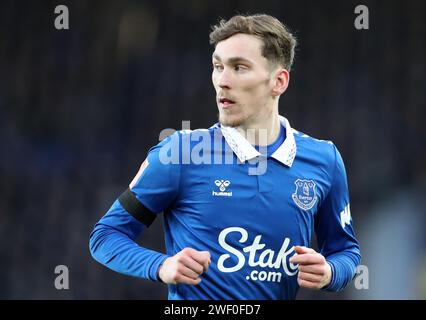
top-left (310, 143), bottom-right (361, 292)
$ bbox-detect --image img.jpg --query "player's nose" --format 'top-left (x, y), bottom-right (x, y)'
top-left (217, 69), bottom-right (232, 89)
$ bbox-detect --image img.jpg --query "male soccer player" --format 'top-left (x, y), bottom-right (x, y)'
top-left (89, 14), bottom-right (361, 299)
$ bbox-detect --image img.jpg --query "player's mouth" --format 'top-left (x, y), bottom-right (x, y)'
top-left (219, 97), bottom-right (236, 109)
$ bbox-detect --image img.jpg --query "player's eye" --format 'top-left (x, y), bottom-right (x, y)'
top-left (234, 64), bottom-right (247, 72)
top-left (213, 64), bottom-right (223, 71)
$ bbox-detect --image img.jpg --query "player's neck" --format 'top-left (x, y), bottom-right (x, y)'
top-left (236, 109), bottom-right (281, 146)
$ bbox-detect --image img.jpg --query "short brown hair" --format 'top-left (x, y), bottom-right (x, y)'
top-left (209, 14), bottom-right (297, 71)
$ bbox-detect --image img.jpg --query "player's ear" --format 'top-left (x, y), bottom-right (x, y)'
top-left (271, 68), bottom-right (289, 97)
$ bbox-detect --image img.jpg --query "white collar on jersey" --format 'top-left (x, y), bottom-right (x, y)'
top-left (220, 115), bottom-right (297, 167)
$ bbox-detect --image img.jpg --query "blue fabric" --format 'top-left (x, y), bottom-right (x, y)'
top-left (254, 124), bottom-right (286, 156)
top-left (89, 123), bottom-right (360, 299)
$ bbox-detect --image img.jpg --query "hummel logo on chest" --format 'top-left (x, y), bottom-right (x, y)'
top-left (212, 179), bottom-right (233, 197)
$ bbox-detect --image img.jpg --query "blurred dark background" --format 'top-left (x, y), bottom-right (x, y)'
top-left (0, 0), bottom-right (425, 299)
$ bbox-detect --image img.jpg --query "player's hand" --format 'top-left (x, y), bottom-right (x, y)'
top-left (158, 248), bottom-right (211, 285)
top-left (289, 246), bottom-right (332, 290)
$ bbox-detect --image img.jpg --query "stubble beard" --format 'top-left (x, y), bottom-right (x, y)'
top-left (218, 106), bottom-right (248, 127)
top-left (219, 114), bottom-right (245, 127)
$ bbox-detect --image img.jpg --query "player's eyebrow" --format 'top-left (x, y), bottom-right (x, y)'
top-left (212, 53), bottom-right (253, 65)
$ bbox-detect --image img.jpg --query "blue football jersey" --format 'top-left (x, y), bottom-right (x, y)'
top-left (90, 116), bottom-right (361, 299)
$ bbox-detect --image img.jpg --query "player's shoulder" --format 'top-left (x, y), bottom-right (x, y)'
top-left (292, 127), bottom-right (338, 165)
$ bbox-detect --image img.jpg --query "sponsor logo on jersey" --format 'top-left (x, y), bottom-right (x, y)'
top-left (217, 227), bottom-right (298, 283)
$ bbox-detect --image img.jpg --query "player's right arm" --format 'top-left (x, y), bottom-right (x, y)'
top-left (89, 132), bottom-right (210, 283)
top-left (89, 198), bottom-right (168, 281)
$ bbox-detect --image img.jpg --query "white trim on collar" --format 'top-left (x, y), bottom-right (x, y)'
top-left (220, 115), bottom-right (297, 167)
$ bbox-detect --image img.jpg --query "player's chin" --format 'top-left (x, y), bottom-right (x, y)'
top-left (219, 112), bottom-right (245, 127)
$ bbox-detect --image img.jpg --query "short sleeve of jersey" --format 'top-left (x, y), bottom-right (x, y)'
top-left (129, 132), bottom-right (181, 213)
top-left (315, 144), bottom-right (359, 257)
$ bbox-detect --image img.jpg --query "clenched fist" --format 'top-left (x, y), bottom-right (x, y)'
top-left (158, 248), bottom-right (211, 285)
top-left (289, 246), bottom-right (332, 289)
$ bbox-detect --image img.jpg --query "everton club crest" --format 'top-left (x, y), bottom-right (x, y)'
top-left (292, 179), bottom-right (318, 210)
